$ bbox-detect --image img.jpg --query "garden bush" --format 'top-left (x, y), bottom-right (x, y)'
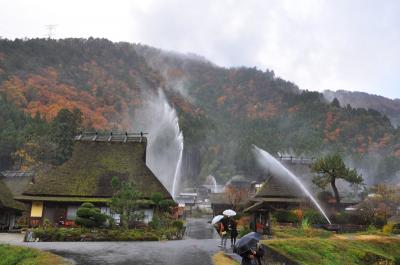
top-left (75, 203), bottom-right (107, 228)
top-left (302, 209), bottom-right (328, 225)
top-left (331, 211), bottom-right (352, 224)
top-left (383, 222), bottom-right (395, 235)
top-left (172, 220), bottom-right (184, 230)
top-left (159, 199), bottom-right (177, 210)
top-left (274, 210), bottom-right (298, 223)
top-left (239, 226), bottom-right (252, 238)
top-left (32, 227), bottom-right (162, 242)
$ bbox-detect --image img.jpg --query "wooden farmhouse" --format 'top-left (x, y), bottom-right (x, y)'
top-left (0, 177), bottom-right (25, 230)
top-left (15, 133), bottom-right (171, 227)
top-left (244, 175), bottom-right (306, 235)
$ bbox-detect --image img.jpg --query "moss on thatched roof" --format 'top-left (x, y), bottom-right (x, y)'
top-left (24, 140), bottom-right (171, 199)
top-left (0, 178), bottom-right (25, 211)
top-left (1, 171), bottom-right (34, 196)
top-left (255, 175), bottom-right (305, 199)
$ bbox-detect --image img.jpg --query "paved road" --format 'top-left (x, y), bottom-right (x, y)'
top-left (20, 218), bottom-right (222, 265)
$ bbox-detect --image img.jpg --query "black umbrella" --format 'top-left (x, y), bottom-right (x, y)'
top-left (233, 232), bottom-right (262, 255)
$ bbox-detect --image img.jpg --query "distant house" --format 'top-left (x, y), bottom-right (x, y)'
top-left (210, 175), bottom-right (257, 216)
top-left (210, 193), bottom-right (234, 216)
top-left (0, 177), bottom-right (25, 230)
top-left (16, 133), bottom-right (171, 227)
top-left (2, 170), bottom-right (35, 198)
top-left (244, 175), bottom-right (306, 235)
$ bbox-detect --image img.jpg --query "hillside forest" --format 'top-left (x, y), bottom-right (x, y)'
top-left (0, 38), bottom-right (399, 186)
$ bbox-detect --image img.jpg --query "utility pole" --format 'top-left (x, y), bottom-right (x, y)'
top-left (45, 24), bottom-right (58, 39)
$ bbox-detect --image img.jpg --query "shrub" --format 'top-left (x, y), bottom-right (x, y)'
top-left (395, 256), bottom-right (400, 265)
top-left (75, 203), bottom-right (107, 228)
top-left (274, 210), bottom-right (298, 223)
top-left (172, 220), bottom-right (184, 230)
top-left (331, 212), bottom-right (352, 224)
top-left (383, 222), bottom-right (395, 235)
top-left (239, 226), bottom-right (252, 238)
top-left (301, 218), bottom-right (311, 230)
top-left (142, 232), bottom-right (159, 241)
top-left (149, 216), bottom-right (161, 229)
top-left (159, 199), bottom-right (177, 210)
top-left (303, 209), bottom-right (328, 225)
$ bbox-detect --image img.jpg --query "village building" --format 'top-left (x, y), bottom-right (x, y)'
top-left (0, 177), bottom-right (25, 231)
top-left (210, 175), bottom-right (256, 216)
top-left (244, 175), bottom-right (306, 235)
top-left (15, 133), bottom-right (172, 227)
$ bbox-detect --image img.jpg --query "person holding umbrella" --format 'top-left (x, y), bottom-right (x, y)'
top-left (233, 232), bottom-right (263, 265)
top-left (218, 215), bottom-right (229, 248)
top-left (240, 249), bottom-right (257, 265)
top-left (230, 218), bottom-right (238, 247)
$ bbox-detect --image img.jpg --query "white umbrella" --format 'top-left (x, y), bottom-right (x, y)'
top-left (223, 209), bottom-right (236, 217)
top-left (211, 215), bottom-right (224, 225)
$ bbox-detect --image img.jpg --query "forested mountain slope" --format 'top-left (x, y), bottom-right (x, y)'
top-left (324, 90), bottom-right (400, 127)
top-left (0, 38), bottom-right (399, 184)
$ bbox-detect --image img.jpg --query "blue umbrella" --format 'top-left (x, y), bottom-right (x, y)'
top-left (233, 232), bottom-right (262, 255)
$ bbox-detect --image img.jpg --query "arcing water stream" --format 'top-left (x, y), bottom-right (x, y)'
top-left (133, 90), bottom-right (184, 199)
top-left (253, 145), bottom-right (332, 224)
top-left (171, 127), bottom-right (184, 198)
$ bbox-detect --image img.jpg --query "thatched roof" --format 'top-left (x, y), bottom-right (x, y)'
top-left (255, 175), bottom-right (305, 199)
top-left (225, 175), bottom-right (251, 187)
top-left (0, 178), bottom-right (25, 211)
top-left (1, 171), bottom-right (34, 196)
top-left (24, 138), bottom-right (171, 199)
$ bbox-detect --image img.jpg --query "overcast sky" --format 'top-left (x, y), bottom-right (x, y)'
top-left (0, 0), bottom-right (399, 99)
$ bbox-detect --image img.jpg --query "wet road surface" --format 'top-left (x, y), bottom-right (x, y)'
top-left (22, 218), bottom-right (222, 265)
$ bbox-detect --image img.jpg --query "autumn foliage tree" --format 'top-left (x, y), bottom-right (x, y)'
top-left (311, 153), bottom-right (363, 205)
top-left (224, 184), bottom-right (250, 211)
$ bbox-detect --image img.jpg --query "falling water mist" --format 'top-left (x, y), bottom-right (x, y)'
top-left (132, 90), bottom-right (184, 199)
top-left (253, 145), bottom-right (332, 224)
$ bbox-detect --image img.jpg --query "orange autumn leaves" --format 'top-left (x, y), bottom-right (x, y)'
top-left (0, 67), bottom-right (128, 130)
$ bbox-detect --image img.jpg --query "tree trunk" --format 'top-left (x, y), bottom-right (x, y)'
top-left (330, 178), bottom-right (340, 205)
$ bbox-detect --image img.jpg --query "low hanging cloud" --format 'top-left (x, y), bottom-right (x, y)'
top-left (1, 0), bottom-right (399, 98)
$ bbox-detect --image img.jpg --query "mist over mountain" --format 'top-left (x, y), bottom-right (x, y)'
top-left (0, 38), bottom-right (399, 185)
top-left (324, 90), bottom-right (400, 127)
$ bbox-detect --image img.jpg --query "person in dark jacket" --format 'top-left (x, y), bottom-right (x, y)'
top-left (240, 249), bottom-right (257, 265)
top-left (230, 219), bottom-right (238, 247)
top-left (255, 242), bottom-right (265, 265)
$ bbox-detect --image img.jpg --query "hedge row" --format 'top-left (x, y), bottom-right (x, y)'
top-left (32, 227), bottom-right (184, 242)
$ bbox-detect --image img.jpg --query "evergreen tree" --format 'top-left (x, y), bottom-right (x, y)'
top-left (51, 108), bottom-right (83, 165)
top-left (311, 153), bottom-right (363, 204)
top-left (109, 176), bottom-right (142, 229)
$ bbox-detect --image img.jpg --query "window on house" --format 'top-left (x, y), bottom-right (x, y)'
top-left (31, 202), bottom-right (43, 217)
top-left (66, 206), bottom-right (79, 220)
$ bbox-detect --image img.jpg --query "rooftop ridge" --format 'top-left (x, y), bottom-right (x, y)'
top-left (75, 131), bottom-right (148, 143)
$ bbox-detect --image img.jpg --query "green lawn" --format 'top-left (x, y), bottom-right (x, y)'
top-left (263, 236), bottom-right (400, 265)
top-left (0, 244), bottom-right (70, 265)
top-left (272, 225), bottom-right (333, 239)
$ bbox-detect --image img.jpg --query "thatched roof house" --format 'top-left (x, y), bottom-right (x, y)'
top-left (244, 175), bottom-right (306, 235)
top-left (17, 133), bottom-right (171, 226)
top-left (0, 177), bottom-right (25, 230)
top-left (252, 175), bottom-right (305, 203)
top-left (0, 178), bottom-right (25, 211)
top-left (2, 171), bottom-right (34, 197)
